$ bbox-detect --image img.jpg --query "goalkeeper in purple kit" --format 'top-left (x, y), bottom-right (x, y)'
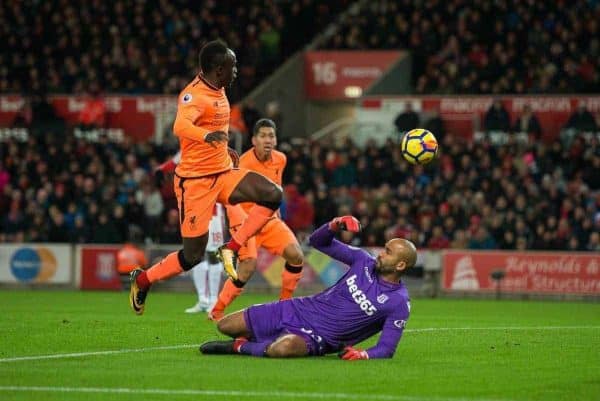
top-left (200, 215), bottom-right (415, 360)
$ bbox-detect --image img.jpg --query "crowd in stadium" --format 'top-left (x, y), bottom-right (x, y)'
top-left (4, 1), bottom-right (598, 98)
top-left (0, 0), bottom-right (349, 100)
top-left (1, 126), bottom-right (599, 252)
top-left (324, 0), bottom-right (600, 94)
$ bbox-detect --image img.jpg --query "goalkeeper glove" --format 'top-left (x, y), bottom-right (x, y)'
top-left (338, 346), bottom-right (369, 361)
top-left (329, 216), bottom-right (361, 233)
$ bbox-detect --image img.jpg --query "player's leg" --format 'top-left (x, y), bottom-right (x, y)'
top-left (216, 171), bottom-right (282, 276)
top-left (129, 176), bottom-right (213, 315)
top-left (204, 314), bottom-right (310, 358)
top-left (260, 220), bottom-right (304, 300)
top-left (265, 334), bottom-right (309, 358)
top-left (130, 235), bottom-right (207, 315)
top-left (209, 256), bottom-right (256, 321)
top-left (202, 301), bottom-right (282, 356)
top-left (199, 310), bottom-right (253, 355)
top-left (186, 259), bottom-right (209, 313)
top-left (206, 251), bottom-right (223, 310)
top-left (215, 310), bottom-right (252, 338)
top-left (280, 243), bottom-right (304, 300)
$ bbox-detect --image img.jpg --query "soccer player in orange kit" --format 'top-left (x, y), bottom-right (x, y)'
top-left (129, 40), bottom-right (282, 315)
top-left (209, 118), bottom-right (304, 321)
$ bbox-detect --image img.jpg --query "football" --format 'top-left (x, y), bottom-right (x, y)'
top-left (401, 128), bottom-right (438, 165)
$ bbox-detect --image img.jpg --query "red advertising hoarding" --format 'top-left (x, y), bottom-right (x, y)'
top-left (80, 246), bottom-right (122, 290)
top-left (305, 51), bottom-right (402, 100)
top-left (360, 95), bottom-right (600, 140)
top-left (0, 95), bottom-right (176, 141)
top-left (442, 250), bottom-right (600, 295)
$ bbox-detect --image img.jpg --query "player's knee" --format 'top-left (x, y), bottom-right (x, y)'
top-left (256, 184), bottom-right (282, 211)
top-left (289, 249), bottom-right (304, 266)
top-left (284, 245), bottom-right (304, 266)
top-left (216, 316), bottom-right (235, 336)
top-left (266, 336), bottom-right (307, 358)
top-left (178, 249), bottom-right (203, 271)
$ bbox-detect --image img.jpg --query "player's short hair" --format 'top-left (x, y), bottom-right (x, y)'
top-left (253, 118), bottom-right (276, 136)
top-left (199, 40), bottom-right (229, 73)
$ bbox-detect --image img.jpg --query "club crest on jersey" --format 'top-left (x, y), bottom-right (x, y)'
top-left (182, 93), bottom-right (193, 103)
top-left (377, 294), bottom-right (389, 304)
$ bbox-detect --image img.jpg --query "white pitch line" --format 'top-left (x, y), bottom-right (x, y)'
top-left (0, 344), bottom-right (198, 363)
top-left (1, 326), bottom-right (598, 364)
top-left (405, 326), bottom-right (600, 333)
top-left (0, 385), bottom-right (513, 401)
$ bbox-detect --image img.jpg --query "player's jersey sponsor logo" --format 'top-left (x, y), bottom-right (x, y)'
top-left (377, 294), bottom-right (389, 304)
top-left (393, 319), bottom-right (407, 329)
top-left (346, 274), bottom-right (378, 316)
top-left (182, 93), bottom-right (193, 103)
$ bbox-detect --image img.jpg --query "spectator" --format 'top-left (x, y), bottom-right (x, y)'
top-left (468, 227), bottom-right (497, 249)
top-left (331, 154), bottom-right (357, 188)
top-left (565, 104), bottom-right (597, 132)
top-left (587, 232), bottom-right (600, 252)
top-left (483, 99), bottom-right (510, 132)
top-left (91, 212), bottom-right (122, 244)
top-left (424, 109), bottom-right (446, 143)
top-left (394, 103), bottom-right (420, 134)
top-left (284, 184), bottom-right (314, 234)
top-left (427, 226), bottom-right (450, 249)
top-left (513, 105), bottom-right (542, 139)
top-left (78, 84), bottom-right (107, 129)
top-left (136, 182), bottom-right (164, 242)
top-left (69, 215), bottom-right (91, 244)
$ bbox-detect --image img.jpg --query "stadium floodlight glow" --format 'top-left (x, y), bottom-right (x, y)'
top-left (344, 86), bottom-right (362, 98)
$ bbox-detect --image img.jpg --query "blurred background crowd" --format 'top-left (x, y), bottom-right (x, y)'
top-left (323, 0), bottom-right (600, 94)
top-left (3, 0), bottom-right (597, 98)
top-left (0, 0), bottom-right (349, 101)
top-left (1, 126), bottom-right (599, 252)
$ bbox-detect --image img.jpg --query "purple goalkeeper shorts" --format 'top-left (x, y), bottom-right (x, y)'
top-left (243, 300), bottom-right (331, 356)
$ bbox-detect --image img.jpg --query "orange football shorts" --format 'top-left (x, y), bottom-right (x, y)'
top-left (174, 168), bottom-right (250, 238)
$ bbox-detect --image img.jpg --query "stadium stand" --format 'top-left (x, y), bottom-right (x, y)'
top-left (321, 0), bottom-right (600, 94)
top-left (0, 0), bottom-right (351, 99)
top-left (1, 130), bottom-right (598, 252)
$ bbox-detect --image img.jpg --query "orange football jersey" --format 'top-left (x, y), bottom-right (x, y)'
top-left (173, 76), bottom-right (232, 177)
top-left (237, 148), bottom-right (286, 213)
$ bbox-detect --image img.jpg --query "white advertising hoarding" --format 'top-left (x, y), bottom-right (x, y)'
top-left (0, 244), bottom-right (72, 284)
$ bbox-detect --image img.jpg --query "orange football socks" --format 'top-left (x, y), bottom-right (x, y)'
top-left (280, 262), bottom-right (303, 300)
top-left (144, 251), bottom-right (184, 285)
top-left (211, 279), bottom-right (244, 316)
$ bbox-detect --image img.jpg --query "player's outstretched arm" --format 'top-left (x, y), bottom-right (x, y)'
top-left (308, 216), bottom-right (366, 266)
top-left (364, 303), bottom-right (410, 359)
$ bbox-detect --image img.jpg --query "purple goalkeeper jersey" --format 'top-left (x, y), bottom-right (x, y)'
top-left (288, 224), bottom-right (411, 358)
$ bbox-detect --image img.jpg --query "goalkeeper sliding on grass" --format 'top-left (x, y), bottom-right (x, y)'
top-left (200, 216), bottom-right (414, 360)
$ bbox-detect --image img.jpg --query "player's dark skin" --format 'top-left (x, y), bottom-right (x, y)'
top-left (182, 48), bottom-right (282, 266)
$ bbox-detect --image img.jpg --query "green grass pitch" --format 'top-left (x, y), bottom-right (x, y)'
top-left (1, 290), bottom-right (599, 401)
